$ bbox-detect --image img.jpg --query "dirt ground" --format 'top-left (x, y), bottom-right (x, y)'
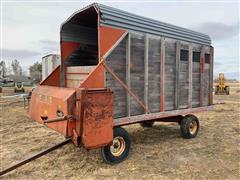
top-left (0, 85), bottom-right (240, 179)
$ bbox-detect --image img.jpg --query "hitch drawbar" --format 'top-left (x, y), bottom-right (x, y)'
top-left (0, 138), bottom-right (71, 177)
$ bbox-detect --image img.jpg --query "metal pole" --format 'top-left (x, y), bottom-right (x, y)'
top-left (0, 138), bottom-right (71, 177)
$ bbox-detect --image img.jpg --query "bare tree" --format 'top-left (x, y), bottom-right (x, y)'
top-left (0, 61), bottom-right (7, 77)
top-left (11, 59), bottom-right (22, 76)
top-left (29, 62), bottom-right (42, 83)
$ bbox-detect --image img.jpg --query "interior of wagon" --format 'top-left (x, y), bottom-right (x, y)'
top-left (61, 6), bottom-right (98, 66)
top-left (60, 6), bottom-right (99, 87)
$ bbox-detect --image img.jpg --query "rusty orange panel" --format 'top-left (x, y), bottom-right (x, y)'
top-left (40, 65), bottom-right (60, 86)
top-left (80, 63), bottom-right (104, 88)
top-left (81, 89), bottom-right (113, 149)
top-left (99, 26), bottom-right (126, 58)
top-left (61, 41), bottom-right (80, 62)
top-left (28, 86), bottom-right (76, 137)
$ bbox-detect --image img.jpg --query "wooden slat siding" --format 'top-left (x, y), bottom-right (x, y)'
top-left (188, 44), bottom-right (193, 108)
top-left (200, 46), bottom-right (205, 107)
top-left (178, 42), bottom-right (189, 109)
top-left (164, 38), bottom-right (176, 111)
top-left (209, 47), bottom-right (214, 105)
top-left (126, 34), bottom-right (131, 116)
top-left (175, 41), bottom-right (180, 109)
top-left (144, 34), bottom-right (149, 112)
top-left (105, 37), bottom-right (127, 118)
top-left (203, 63), bottom-right (210, 106)
top-left (203, 47), bottom-right (211, 106)
top-left (160, 37), bottom-right (165, 111)
top-left (148, 36), bottom-right (161, 112)
top-left (130, 33), bottom-right (145, 116)
top-left (192, 44), bottom-right (201, 107)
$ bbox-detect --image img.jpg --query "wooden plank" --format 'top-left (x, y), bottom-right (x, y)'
top-left (188, 44), bottom-right (193, 108)
top-left (175, 41), bottom-right (180, 109)
top-left (200, 46), bottom-right (205, 107)
top-left (126, 34), bottom-right (131, 116)
top-left (209, 46), bottom-right (214, 105)
top-left (144, 35), bottom-right (149, 112)
top-left (160, 37), bottom-right (165, 111)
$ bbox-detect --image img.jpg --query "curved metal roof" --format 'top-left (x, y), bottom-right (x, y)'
top-left (95, 3), bottom-right (211, 45)
top-left (61, 3), bottom-right (211, 45)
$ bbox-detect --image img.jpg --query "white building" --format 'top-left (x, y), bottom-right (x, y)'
top-left (42, 54), bottom-right (61, 80)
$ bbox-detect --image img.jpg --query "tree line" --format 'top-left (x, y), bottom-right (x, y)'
top-left (0, 59), bottom-right (42, 83)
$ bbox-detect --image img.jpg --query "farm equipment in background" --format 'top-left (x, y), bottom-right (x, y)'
top-left (14, 82), bottom-right (25, 93)
top-left (215, 73), bottom-right (230, 95)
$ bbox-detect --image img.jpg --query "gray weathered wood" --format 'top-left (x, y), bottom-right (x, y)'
top-left (126, 34), bottom-right (131, 116)
top-left (160, 37), bottom-right (165, 111)
top-left (144, 35), bottom-right (149, 112)
top-left (130, 33), bottom-right (145, 116)
top-left (188, 44), bottom-right (193, 108)
top-left (200, 46), bottom-right (205, 107)
top-left (175, 41), bottom-right (180, 109)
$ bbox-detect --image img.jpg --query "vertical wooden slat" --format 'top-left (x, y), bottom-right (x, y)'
top-left (160, 37), bottom-right (165, 112)
top-left (188, 44), bottom-right (193, 108)
top-left (126, 34), bottom-right (131, 116)
top-left (200, 46), bottom-right (205, 107)
top-left (175, 41), bottom-right (180, 109)
top-left (144, 35), bottom-right (149, 111)
top-left (209, 46), bottom-right (214, 105)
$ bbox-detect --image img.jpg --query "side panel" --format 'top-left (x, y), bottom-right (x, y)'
top-left (130, 33), bottom-right (145, 116)
top-left (164, 38), bottom-right (176, 110)
top-left (103, 30), bottom-right (212, 120)
top-left (192, 45), bottom-right (201, 107)
top-left (80, 63), bottom-right (105, 88)
top-left (28, 86), bottom-right (76, 137)
top-left (179, 43), bottom-right (189, 109)
top-left (99, 26), bottom-right (126, 58)
top-left (105, 37), bottom-right (127, 118)
top-left (204, 47), bottom-right (211, 106)
top-left (81, 89), bottom-right (113, 149)
top-left (148, 36), bottom-right (161, 112)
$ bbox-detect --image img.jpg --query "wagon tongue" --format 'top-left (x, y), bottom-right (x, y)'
top-left (28, 85), bottom-right (76, 137)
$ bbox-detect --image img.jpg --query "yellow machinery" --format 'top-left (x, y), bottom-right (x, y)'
top-left (14, 82), bottom-right (25, 93)
top-left (215, 73), bottom-right (230, 95)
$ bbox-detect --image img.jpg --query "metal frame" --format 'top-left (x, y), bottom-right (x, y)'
top-left (114, 106), bottom-right (213, 126)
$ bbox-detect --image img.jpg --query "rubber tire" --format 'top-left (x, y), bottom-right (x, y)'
top-left (100, 127), bottom-right (131, 164)
top-left (140, 121), bottom-right (154, 128)
top-left (180, 114), bottom-right (199, 139)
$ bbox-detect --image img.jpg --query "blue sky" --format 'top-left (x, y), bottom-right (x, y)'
top-left (1, 0), bottom-right (239, 79)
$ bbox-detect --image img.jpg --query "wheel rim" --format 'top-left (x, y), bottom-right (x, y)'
top-left (189, 121), bottom-right (198, 135)
top-left (110, 136), bottom-right (125, 156)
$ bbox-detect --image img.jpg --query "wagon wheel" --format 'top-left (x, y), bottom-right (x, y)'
top-left (140, 121), bottom-right (154, 128)
top-left (100, 127), bottom-right (131, 164)
top-left (180, 114), bottom-right (199, 139)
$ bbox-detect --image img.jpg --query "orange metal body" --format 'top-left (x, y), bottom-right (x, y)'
top-left (61, 42), bottom-right (80, 62)
top-left (99, 26), bottom-right (126, 58)
top-left (80, 63), bottom-right (105, 88)
top-left (28, 86), bottom-right (76, 137)
top-left (80, 89), bottom-right (113, 149)
top-left (40, 66), bottom-right (60, 86)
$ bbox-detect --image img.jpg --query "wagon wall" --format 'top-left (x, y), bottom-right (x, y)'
top-left (105, 32), bottom-right (212, 119)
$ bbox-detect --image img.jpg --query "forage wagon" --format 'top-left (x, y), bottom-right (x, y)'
top-left (28, 3), bottom-right (213, 164)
